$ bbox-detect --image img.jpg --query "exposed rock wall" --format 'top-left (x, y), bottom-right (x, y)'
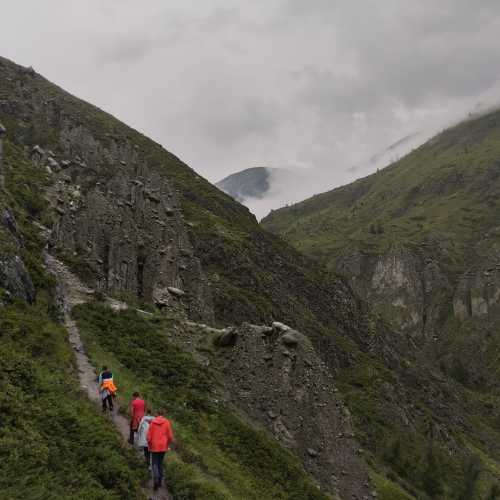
top-left (335, 244), bottom-right (451, 338)
top-left (23, 123), bottom-right (213, 321)
top-left (333, 234), bottom-right (500, 341)
top-left (0, 126), bottom-right (37, 306)
top-left (0, 123), bottom-right (5, 188)
top-left (0, 252), bottom-right (35, 304)
top-left (170, 320), bottom-right (373, 500)
top-left (454, 258), bottom-right (500, 321)
top-left (45, 145), bottom-right (214, 322)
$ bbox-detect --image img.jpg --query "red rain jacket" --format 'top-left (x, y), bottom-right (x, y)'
top-left (130, 398), bottom-right (146, 430)
top-left (147, 416), bottom-right (174, 452)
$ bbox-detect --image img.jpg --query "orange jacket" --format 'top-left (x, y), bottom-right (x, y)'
top-left (101, 379), bottom-right (117, 395)
top-left (147, 416), bottom-right (174, 452)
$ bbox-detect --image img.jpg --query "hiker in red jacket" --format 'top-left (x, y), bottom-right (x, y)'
top-left (147, 408), bottom-right (175, 490)
top-left (129, 392), bottom-right (146, 445)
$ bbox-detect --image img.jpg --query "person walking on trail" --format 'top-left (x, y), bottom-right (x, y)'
top-left (129, 392), bottom-right (146, 445)
top-left (98, 365), bottom-right (117, 413)
top-left (136, 412), bottom-right (154, 467)
top-left (147, 408), bottom-right (175, 491)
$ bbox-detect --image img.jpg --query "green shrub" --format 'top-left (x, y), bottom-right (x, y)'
top-left (74, 303), bottom-right (328, 500)
top-left (0, 302), bottom-right (145, 499)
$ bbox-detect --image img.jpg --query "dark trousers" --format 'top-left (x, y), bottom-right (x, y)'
top-left (102, 394), bottom-right (113, 412)
top-left (129, 423), bottom-right (136, 444)
top-left (143, 447), bottom-right (150, 466)
top-left (151, 452), bottom-right (166, 486)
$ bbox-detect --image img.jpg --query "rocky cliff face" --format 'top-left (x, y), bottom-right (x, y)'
top-left (0, 130), bottom-right (35, 304)
top-left (0, 209), bottom-right (35, 304)
top-left (0, 66), bottom-right (213, 322)
top-left (452, 242), bottom-right (500, 322)
top-left (333, 244), bottom-right (452, 338)
top-left (43, 140), bottom-right (214, 322)
top-left (170, 320), bottom-right (370, 499)
top-left (331, 239), bottom-right (500, 343)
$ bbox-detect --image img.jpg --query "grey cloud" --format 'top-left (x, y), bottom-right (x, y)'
top-left (97, 35), bottom-right (153, 64)
top-left (3, 1), bottom-right (500, 218)
top-left (190, 87), bottom-right (282, 147)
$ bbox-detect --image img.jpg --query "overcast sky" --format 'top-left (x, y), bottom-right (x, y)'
top-left (2, 1), bottom-right (500, 216)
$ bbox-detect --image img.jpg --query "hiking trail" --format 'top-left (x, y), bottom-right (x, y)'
top-left (44, 252), bottom-right (171, 500)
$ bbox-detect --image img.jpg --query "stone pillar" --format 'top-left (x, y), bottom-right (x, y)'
top-left (0, 124), bottom-right (5, 189)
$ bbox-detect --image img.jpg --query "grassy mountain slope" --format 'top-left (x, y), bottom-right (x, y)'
top-left (0, 138), bottom-right (330, 499)
top-left (263, 109), bottom-right (500, 268)
top-left (3, 55), bottom-right (500, 499)
top-left (73, 303), bottom-right (330, 500)
top-left (0, 142), bottom-right (145, 499)
top-left (0, 55), bottom-right (366, 332)
top-left (261, 108), bottom-right (500, 348)
top-left (0, 56), bottom-right (373, 498)
top-left (262, 110), bottom-right (500, 497)
top-left (263, 109), bottom-right (500, 341)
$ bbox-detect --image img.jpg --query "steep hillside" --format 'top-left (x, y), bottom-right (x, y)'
top-left (3, 55), bottom-right (500, 499)
top-left (0, 56), bottom-right (362, 333)
top-left (0, 56), bottom-right (372, 499)
top-left (263, 109), bottom-right (500, 340)
top-left (263, 109), bottom-right (500, 495)
top-left (0, 139), bottom-right (146, 498)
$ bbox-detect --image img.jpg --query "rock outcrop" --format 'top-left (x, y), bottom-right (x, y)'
top-left (335, 244), bottom-right (451, 338)
top-left (0, 123), bottom-right (6, 188)
top-left (173, 320), bottom-right (372, 500)
top-left (0, 129), bottom-right (38, 306)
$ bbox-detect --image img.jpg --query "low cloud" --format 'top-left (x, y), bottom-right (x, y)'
top-left (2, 1), bottom-right (500, 219)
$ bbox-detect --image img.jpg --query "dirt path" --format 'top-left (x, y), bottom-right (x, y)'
top-left (44, 253), bottom-right (171, 500)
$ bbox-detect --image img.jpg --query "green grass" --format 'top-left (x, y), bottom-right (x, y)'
top-left (0, 299), bottom-right (146, 499)
top-left (262, 108), bottom-right (500, 280)
top-left (262, 108), bottom-right (500, 499)
top-left (5, 54), bottom-right (500, 499)
top-left (0, 115), bottom-right (147, 499)
top-left (74, 303), bottom-right (330, 500)
top-left (369, 470), bottom-right (414, 500)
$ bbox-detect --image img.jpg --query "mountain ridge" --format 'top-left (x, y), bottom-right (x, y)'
top-left (0, 55), bottom-right (372, 499)
top-left (3, 55), bottom-right (500, 499)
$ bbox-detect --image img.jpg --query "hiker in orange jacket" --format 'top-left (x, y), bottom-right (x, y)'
top-left (147, 408), bottom-right (175, 490)
top-left (98, 366), bottom-right (117, 413)
top-left (129, 391), bottom-right (146, 445)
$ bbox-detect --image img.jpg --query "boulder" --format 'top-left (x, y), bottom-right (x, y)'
top-left (281, 329), bottom-right (302, 347)
top-left (47, 157), bottom-right (60, 171)
top-left (31, 145), bottom-right (45, 157)
top-left (1, 209), bottom-right (17, 235)
top-left (167, 286), bottom-right (186, 297)
top-left (214, 328), bottom-right (238, 347)
top-left (253, 325), bottom-right (274, 336)
top-left (272, 321), bottom-right (291, 332)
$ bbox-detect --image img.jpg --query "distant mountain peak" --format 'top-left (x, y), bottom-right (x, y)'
top-left (216, 167), bottom-right (274, 202)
